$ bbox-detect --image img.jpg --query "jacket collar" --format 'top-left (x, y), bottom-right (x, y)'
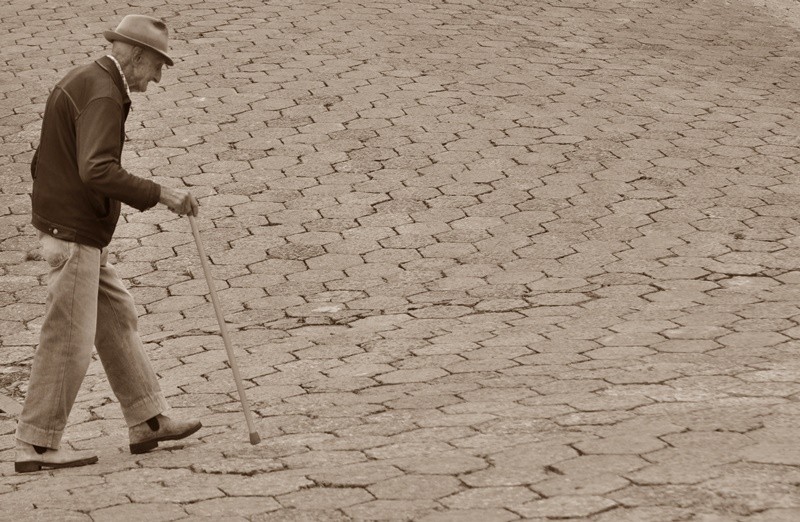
top-left (96, 55), bottom-right (131, 105)
top-left (105, 55), bottom-right (130, 97)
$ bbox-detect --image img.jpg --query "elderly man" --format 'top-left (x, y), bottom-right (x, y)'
top-left (15, 15), bottom-right (202, 473)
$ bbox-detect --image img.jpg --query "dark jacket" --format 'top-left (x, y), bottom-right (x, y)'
top-left (30, 56), bottom-right (161, 249)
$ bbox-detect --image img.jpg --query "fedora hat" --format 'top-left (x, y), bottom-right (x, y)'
top-left (104, 15), bottom-right (174, 66)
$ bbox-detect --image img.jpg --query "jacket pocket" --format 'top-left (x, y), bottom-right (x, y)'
top-left (39, 232), bottom-right (75, 268)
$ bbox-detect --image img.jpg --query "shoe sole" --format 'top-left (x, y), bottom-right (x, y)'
top-left (129, 422), bottom-right (202, 454)
top-left (15, 455), bottom-right (98, 473)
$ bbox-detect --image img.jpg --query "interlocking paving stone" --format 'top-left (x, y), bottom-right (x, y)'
top-left (3, 0), bottom-right (800, 519)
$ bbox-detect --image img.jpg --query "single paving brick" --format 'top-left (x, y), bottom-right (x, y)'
top-left (184, 497), bottom-right (282, 518)
top-left (439, 486), bottom-right (540, 510)
top-left (517, 495), bottom-right (618, 518)
top-left (90, 503), bottom-right (188, 522)
top-left (343, 499), bottom-right (439, 520)
top-left (367, 474), bottom-right (462, 500)
top-left (277, 486), bottom-right (374, 510)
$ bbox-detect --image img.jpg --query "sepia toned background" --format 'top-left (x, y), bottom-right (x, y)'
top-left (1, 0), bottom-right (800, 520)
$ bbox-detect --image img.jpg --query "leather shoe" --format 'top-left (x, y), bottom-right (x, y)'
top-left (129, 414), bottom-right (202, 454)
top-left (15, 440), bottom-right (98, 473)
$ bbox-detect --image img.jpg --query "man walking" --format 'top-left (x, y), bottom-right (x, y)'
top-left (15, 15), bottom-right (202, 473)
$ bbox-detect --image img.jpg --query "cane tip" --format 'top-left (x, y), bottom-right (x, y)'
top-left (249, 432), bottom-right (261, 445)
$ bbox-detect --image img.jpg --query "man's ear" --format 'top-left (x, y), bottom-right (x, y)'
top-left (132, 46), bottom-right (144, 62)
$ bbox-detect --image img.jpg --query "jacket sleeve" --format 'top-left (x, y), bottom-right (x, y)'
top-left (76, 97), bottom-right (161, 211)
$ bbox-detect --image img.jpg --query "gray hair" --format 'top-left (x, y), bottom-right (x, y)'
top-left (111, 40), bottom-right (142, 66)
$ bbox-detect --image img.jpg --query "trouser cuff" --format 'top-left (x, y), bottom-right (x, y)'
top-left (15, 421), bottom-right (64, 450)
top-left (122, 393), bottom-right (170, 427)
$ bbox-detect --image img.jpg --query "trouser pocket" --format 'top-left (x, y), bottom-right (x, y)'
top-left (38, 232), bottom-right (75, 268)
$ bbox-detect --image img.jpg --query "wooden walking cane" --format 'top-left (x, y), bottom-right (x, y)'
top-left (188, 215), bottom-right (261, 445)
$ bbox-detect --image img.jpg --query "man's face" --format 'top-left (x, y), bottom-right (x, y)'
top-left (129, 49), bottom-right (165, 93)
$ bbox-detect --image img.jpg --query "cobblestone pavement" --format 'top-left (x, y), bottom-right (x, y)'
top-left (2, 0), bottom-right (800, 520)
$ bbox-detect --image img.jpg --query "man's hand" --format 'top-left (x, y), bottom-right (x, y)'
top-left (159, 186), bottom-right (199, 217)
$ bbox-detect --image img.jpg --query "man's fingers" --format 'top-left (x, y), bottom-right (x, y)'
top-left (189, 195), bottom-right (200, 216)
top-left (183, 196), bottom-right (198, 216)
top-left (160, 186), bottom-right (197, 216)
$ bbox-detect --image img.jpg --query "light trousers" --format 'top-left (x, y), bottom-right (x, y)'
top-left (16, 232), bottom-right (168, 448)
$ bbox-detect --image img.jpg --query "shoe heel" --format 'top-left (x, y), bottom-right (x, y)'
top-left (15, 461), bottom-right (42, 473)
top-left (129, 440), bottom-right (158, 454)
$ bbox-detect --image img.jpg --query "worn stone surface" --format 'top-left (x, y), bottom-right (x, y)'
top-left (2, 0), bottom-right (800, 520)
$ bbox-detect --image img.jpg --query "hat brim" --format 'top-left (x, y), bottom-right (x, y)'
top-left (104, 30), bottom-right (174, 66)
